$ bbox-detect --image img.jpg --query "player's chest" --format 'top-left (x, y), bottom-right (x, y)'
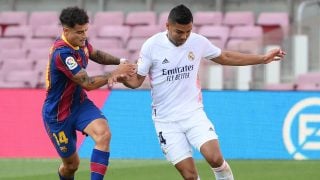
top-left (151, 48), bottom-right (200, 70)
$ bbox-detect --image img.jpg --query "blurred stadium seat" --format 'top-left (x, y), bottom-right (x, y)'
top-left (2, 25), bottom-right (32, 38)
top-left (226, 26), bottom-right (263, 53)
top-left (32, 25), bottom-right (60, 39)
top-left (294, 72), bottom-right (320, 91)
top-left (97, 25), bottom-right (131, 47)
top-left (27, 48), bottom-right (49, 61)
top-left (264, 83), bottom-right (295, 91)
top-left (90, 38), bottom-right (123, 50)
top-left (193, 11), bottom-right (223, 27)
top-left (130, 25), bottom-right (160, 39)
top-left (0, 11), bottom-right (28, 26)
top-left (93, 11), bottom-right (125, 28)
top-left (4, 70), bottom-right (39, 88)
top-left (257, 12), bottom-right (289, 45)
top-left (22, 38), bottom-right (53, 51)
top-left (0, 37), bottom-right (23, 49)
top-left (157, 11), bottom-right (169, 30)
top-left (197, 25), bottom-right (230, 49)
top-left (223, 11), bottom-right (255, 26)
top-left (28, 11), bottom-right (59, 29)
top-left (1, 60), bottom-right (34, 74)
top-left (125, 11), bottom-right (157, 26)
top-left (0, 49), bottom-right (28, 59)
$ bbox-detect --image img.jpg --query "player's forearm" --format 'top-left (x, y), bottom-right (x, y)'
top-left (82, 73), bottom-right (112, 91)
top-left (90, 50), bottom-right (121, 65)
top-left (215, 51), bottom-right (264, 66)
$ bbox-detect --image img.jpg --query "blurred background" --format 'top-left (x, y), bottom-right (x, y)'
top-left (0, 0), bottom-right (320, 179)
top-left (0, 0), bottom-right (319, 90)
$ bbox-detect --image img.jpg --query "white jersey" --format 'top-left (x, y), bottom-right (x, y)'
top-left (137, 31), bottom-right (221, 122)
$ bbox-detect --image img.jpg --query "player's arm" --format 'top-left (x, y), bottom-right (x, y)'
top-left (71, 63), bottom-right (136, 91)
top-left (121, 73), bottom-right (146, 89)
top-left (211, 48), bottom-right (286, 66)
top-left (89, 48), bottom-right (123, 65)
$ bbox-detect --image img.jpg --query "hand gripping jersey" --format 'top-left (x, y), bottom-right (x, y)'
top-left (137, 32), bottom-right (221, 122)
top-left (42, 35), bottom-right (93, 122)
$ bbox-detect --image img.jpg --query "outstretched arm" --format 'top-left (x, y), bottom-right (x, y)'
top-left (71, 63), bottom-right (136, 91)
top-left (211, 48), bottom-right (286, 66)
top-left (89, 49), bottom-right (125, 65)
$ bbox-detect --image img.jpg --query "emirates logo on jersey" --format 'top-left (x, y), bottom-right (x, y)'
top-left (188, 51), bottom-right (195, 61)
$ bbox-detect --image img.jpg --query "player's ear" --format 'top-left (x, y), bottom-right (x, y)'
top-left (62, 26), bottom-right (70, 35)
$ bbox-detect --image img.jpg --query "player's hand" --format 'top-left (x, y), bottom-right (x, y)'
top-left (107, 63), bottom-right (137, 87)
top-left (263, 48), bottom-right (286, 64)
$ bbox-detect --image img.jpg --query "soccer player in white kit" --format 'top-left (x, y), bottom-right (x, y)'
top-left (120, 4), bottom-right (286, 180)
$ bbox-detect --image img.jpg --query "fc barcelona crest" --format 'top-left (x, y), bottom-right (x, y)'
top-left (188, 51), bottom-right (195, 61)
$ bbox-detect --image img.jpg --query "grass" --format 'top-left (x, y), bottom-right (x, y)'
top-left (0, 159), bottom-right (319, 179)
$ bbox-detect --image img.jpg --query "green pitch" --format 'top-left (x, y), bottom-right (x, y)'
top-left (0, 159), bottom-right (319, 179)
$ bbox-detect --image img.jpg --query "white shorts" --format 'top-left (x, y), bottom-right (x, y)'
top-left (153, 109), bottom-right (218, 165)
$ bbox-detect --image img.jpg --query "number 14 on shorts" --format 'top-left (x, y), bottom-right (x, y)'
top-left (53, 131), bottom-right (69, 145)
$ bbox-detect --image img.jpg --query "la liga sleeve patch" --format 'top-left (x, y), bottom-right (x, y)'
top-left (65, 56), bottom-right (78, 70)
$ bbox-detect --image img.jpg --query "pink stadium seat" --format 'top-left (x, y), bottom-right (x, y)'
top-left (257, 12), bottom-right (289, 45)
top-left (93, 11), bottom-right (125, 29)
top-left (1, 60), bottom-right (35, 74)
top-left (125, 11), bottom-right (157, 26)
top-left (0, 37), bottom-right (23, 49)
top-left (0, 11), bottom-right (28, 26)
top-left (129, 51), bottom-right (140, 62)
top-left (223, 11), bottom-right (255, 26)
top-left (34, 60), bottom-right (48, 73)
top-left (28, 11), bottom-right (59, 30)
top-left (226, 26), bottom-right (263, 53)
top-left (296, 72), bottom-right (320, 84)
top-left (193, 11), bottom-right (223, 27)
top-left (229, 26), bottom-right (263, 39)
top-left (158, 11), bottom-right (169, 30)
top-left (97, 25), bottom-right (131, 46)
top-left (130, 25), bottom-right (160, 38)
top-left (294, 72), bottom-right (320, 91)
top-left (27, 48), bottom-right (49, 61)
top-left (4, 70), bottom-right (39, 88)
top-left (90, 38), bottom-right (123, 50)
top-left (2, 25), bottom-right (32, 38)
top-left (197, 25), bottom-right (230, 49)
top-left (32, 25), bottom-right (61, 39)
top-left (23, 38), bottom-right (53, 51)
top-left (0, 49), bottom-right (28, 59)
top-left (264, 83), bottom-right (295, 91)
top-left (126, 38), bottom-right (146, 52)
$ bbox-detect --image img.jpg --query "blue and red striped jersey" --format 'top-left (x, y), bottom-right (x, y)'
top-left (42, 35), bottom-right (93, 122)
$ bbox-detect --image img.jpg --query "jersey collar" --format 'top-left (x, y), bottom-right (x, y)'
top-left (61, 34), bottom-right (80, 50)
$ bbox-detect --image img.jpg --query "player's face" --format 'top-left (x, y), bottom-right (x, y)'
top-left (166, 21), bottom-right (192, 46)
top-left (63, 23), bottom-right (88, 47)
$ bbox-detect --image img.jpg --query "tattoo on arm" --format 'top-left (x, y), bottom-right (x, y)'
top-left (90, 50), bottom-right (120, 65)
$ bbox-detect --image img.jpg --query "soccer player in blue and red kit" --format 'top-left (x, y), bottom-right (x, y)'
top-left (42, 6), bottom-right (136, 180)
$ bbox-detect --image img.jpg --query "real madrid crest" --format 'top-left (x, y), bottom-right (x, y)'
top-left (188, 51), bottom-right (195, 61)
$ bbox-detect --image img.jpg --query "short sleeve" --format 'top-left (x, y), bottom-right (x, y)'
top-left (137, 40), bottom-right (153, 76)
top-left (202, 37), bottom-right (222, 60)
top-left (56, 51), bottom-right (82, 77)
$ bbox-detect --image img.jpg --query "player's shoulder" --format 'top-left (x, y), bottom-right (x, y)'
top-left (189, 32), bottom-right (209, 42)
top-left (53, 40), bottom-right (73, 54)
top-left (144, 31), bottom-right (166, 46)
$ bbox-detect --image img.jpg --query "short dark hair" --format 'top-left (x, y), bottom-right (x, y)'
top-left (59, 6), bottom-right (89, 28)
top-left (168, 4), bottom-right (193, 25)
